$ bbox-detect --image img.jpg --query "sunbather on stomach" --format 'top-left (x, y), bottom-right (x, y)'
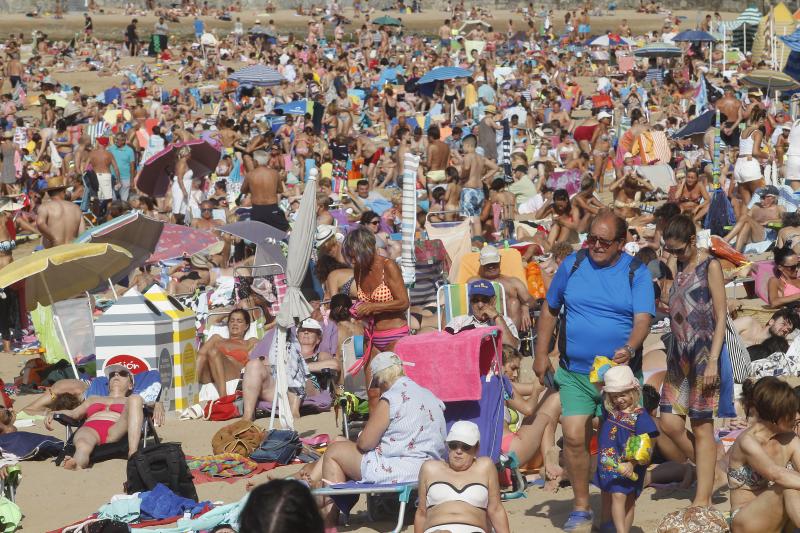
top-left (44, 365), bottom-right (144, 470)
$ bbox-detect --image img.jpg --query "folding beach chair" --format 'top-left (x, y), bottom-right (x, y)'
top-left (436, 282), bottom-right (507, 330)
top-left (203, 306), bottom-right (265, 341)
top-left (0, 466), bottom-right (20, 503)
top-left (339, 335), bottom-right (368, 440)
top-left (233, 263), bottom-right (287, 316)
top-left (53, 370), bottom-right (162, 466)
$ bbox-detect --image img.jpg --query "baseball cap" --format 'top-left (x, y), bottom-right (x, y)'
top-left (299, 317), bottom-right (322, 331)
top-left (369, 351), bottom-right (410, 377)
top-left (623, 152), bottom-right (634, 159)
top-left (104, 364), bottom-right (131, 378)
top-left (479, 245), bottom-right (501, 265)
top-left (446, 420), bottom-right (481, 446)
top-left (468, 279), bottom-right (495, 298)
top-left (597, 111), bottom-right (613, 120)
top-left (760, 185), bottom-right (780, 198)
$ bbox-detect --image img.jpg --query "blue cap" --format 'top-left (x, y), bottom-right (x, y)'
top-left (468, 280), bottom-right (495, 298)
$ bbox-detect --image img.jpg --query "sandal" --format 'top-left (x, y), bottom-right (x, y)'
top-left (597, 520), bottom-right (616, 533)
top-left (562, 510), bottom-right (593, 531)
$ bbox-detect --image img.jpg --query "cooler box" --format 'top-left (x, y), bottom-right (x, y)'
top-left (94, 288), bottom-right (173, 378)
top-left (144, 286), bottom-right (199, 411)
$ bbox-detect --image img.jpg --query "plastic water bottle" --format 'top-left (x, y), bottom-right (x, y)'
top-left (160, 264), bottom-right (169, 289)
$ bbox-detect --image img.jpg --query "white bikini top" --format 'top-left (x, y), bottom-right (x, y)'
top-left (426, 481), bottom-right (489, 509)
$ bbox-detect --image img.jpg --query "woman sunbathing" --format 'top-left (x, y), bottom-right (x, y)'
top-left (197, 309), bottom-right (259, 399)
top-left (44, 365), bottom-right (144, 470)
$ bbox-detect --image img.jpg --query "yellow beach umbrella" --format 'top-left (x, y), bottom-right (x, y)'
top-left (0, 243), bottom-right (133, 308)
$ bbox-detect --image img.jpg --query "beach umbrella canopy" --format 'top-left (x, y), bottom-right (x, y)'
top-left (0, 243), bottom-right (133, 308)
top-left (633, 42), bottom-right (683, 58)
top-left (737, 6), bottom-right (762, 25)
top-left (586, 34), bottom-right (633, 47)
top-left (373, 15), bottom-right (402, 26)
top-left (219, 220), bottom-right (287, 244)
top-left (458, 20), bottom-right (491, 34)
top-left (149, 224), bottom-right (221, 264)
top-left (103, 109), bottom-right (132, 124)
top-left (779, 27), bottom-right (800, 52)
top-left (673, 110), bottom-right (716, 139)
top-left (228, 64), bottom-right (285, 87)
top-left (76, 212), bottom-right (165, 282)
top-left (271, 167), bottom-right (319, 431)
top-left (741, 69), bottom-right (800, 90)
top-left (672, 30), bottom-right (717, 42)
top-left (417, 66), bottom-right (473, 85)
top-left (136, 139), bottom-right (221, 197)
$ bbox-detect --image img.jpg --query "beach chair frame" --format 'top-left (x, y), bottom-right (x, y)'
top-left (436, 282), bottom-right (508, 330)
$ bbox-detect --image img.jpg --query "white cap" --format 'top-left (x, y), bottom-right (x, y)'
top-left (446, 420), bottom-right (481, 446)
top-left (370, 351), bottom-right (406, 377)
top-left (479, 245), bottom-right (501, 265)
top-left (597, 111), bottom-right (613, 120)
top-left (475, 76), bottom-right (485, 82)
top-left (299, 317), bottom-right (322, 331)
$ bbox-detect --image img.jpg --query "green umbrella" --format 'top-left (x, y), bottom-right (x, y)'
top-left (373, 15), bottom-right (402, 26)
top-left (741, 69), bottom-right (800, 91)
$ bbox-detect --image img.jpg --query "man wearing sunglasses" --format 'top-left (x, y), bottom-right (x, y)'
top-left (533, 211), bottom-right (654, 531)
top-left (445, 280), bottom-right (519, 348)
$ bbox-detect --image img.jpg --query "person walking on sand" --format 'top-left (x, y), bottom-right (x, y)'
top-left (36, 183), bottom-right (85, 248)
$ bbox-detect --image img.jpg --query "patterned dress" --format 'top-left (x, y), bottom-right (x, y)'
top-left (360, 377), bottom-right (447, 484)
top-left (595, 407), bottom-right (659, 495)
top-left (660, 257), bottom-right (719, 419)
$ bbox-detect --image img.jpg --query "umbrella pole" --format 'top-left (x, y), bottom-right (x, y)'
top-left (722, 26), bottom-right (726, 73)
top-left (108, 278), bottom-right (118, 301)
top-left (42, 274), bottom-right (80, 379)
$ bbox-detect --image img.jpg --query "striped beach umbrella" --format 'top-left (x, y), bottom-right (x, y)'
top-left (228, 64), bottom-right (284, 87)
top-left (741, 69), bottom-right (800, 90)
top-left (417, 66), bottom-right (473, 85)
top-left (672, 30), bottom-right (717, 42)
top-left (633, 42), bottom-right (683, 58)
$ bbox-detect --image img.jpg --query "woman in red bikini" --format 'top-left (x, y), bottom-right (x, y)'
top-left (342, 226), bottom-right (409, 407)
top-left (44, 365), bottom-right (144, 470)
top-left (197, 309), bottom-right (259, 399)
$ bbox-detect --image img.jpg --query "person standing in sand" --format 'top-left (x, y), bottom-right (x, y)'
top-left (86, 137), bottom-right (120, 208)
top-left (461, 134), bottom-right (499, 236)
top-left (36, 183), bottom-right (85, 248)
top-left (423, 125), bottom-right (450, 192)
top-left (241, 150), bottom-right (288, 232)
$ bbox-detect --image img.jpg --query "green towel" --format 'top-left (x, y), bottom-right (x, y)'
top-left (30, 305), bottom-right (67, 364)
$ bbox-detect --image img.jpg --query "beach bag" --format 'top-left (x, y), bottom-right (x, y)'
top-left (724, 314), bottom-right (751, 383)
top-left (211, 420), bottom-right (265, 456)
top-left (709, 236), bottom-right (747, 267)
top-left (249, 429), bottom-right (302, 464)
top-left (704, 188), bottom-right (736, 237)
top-left (656, 505), bottom-right (729, 533)
top-left (15, 357), bottom-right (47, 386)
top-left (125, 442), bottom-right (198, 501)
top-left (202, 392), bottom-right (243, 421)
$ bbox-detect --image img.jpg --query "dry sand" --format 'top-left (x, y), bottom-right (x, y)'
top-left (0, 9), bottom-right (740, 531)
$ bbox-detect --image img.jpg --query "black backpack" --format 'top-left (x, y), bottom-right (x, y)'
top-left (125, 442), bottom-right (198, 501)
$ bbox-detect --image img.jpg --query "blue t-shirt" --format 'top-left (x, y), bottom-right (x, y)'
top-left (108, 145), bottom-right (135, 184)
top-left (545, 252), bottom-right (655, 374)
top-left (194, 19), bottom-right (205, 35)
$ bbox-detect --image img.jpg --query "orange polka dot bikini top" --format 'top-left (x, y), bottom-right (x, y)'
top-left (357, 258), bottom-right (394, 303)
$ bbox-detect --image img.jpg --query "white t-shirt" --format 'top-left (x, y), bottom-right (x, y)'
top-left (446, 314), bottom-right (519, 342)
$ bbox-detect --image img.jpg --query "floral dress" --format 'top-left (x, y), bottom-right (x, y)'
top-left (596, 406), bottom-right (659, 495)
top-left (360, 376), bottom-right (447, 484)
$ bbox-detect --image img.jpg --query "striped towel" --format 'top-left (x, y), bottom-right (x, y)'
top-left (86, 120), bottom-right (110, 144)
top-left (270, 273), bottom-right (288, 315)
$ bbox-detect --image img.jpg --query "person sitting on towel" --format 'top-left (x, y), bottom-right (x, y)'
top-left (445, 280), bottom-right (519, 348)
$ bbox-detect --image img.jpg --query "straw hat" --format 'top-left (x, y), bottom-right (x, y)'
top-left (44, 177), bottom-right (67, 194)
top-left (602, 365), bottom-right (640, 393)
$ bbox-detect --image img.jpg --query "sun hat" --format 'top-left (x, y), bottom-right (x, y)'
top-left (623, 152), bottom-right (634, 159)
top-left (314, 224), bottom-right (339, 248)
top-left (597, 111), bottom-right (613, 120)
top-left (479, 244), bottom-right (501, 265)
top-left (446, 420), bottom-right (480, 446)
top-left (760, 185), bottom-right (780, 198)
top-left (0, 197), bottom-right (23, 212)
top-left (299, 317), bottom-right (322, 332)
top-left (190, 253), bottom-right (214, 269)
top-left (602, 365), bottom-right (640, 393)
top-left (484, 105), bottom-right (498, 114)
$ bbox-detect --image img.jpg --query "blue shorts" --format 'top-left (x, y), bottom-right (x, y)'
top-left (460, 187), bottom-right (485, 217)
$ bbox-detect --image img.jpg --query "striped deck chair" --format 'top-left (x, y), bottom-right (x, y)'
top-left (436, 282), bottom-right (507, 330)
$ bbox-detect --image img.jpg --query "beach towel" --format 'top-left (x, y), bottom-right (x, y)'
top-left (186, 453), bottom-right (276, 484)
top-left (751, 260), bottom-right (774, 303)
top-left (635, 164), bottom-right (676, 191)
top-left (617, 55), bottom-right (635, 73)
top-left (256, 389), bottom-right (332, 414)
top-left (394, 327), bottom-right (501, 401)
top-left (140, 484), bottom-right (207, 521)
top-left (545, 168), bottom-right (582, 197)
top-left (0, 432), bottom-right (63, 460)
top-left (424, 218), bottom-right (472, 281)
top-left (633, 131), bottom-right (671, 165)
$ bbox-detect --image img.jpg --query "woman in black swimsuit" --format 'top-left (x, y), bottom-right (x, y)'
top-left (383, 87), bottom-right (397, 135)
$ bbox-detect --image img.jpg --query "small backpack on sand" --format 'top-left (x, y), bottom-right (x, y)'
top-left (125, 442), bottom-right (197, 501)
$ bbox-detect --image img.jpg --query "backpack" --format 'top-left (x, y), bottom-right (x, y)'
top-left (703, 188), bottom-right (736, 237)
top-left (249, 429), bottom-right (302, 464)
top-left (558, 249), bottom-right (644, 372)
top-left (211, 420), bottom-right (265, 456)
top-left (125, 442), bottom-right (198, 501)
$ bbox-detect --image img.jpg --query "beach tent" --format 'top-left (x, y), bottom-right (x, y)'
top-left (751, 2), bottom-right (796, 69)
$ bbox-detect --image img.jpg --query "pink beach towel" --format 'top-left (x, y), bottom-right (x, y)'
top-left (394, 327), bottom-right (502, 402)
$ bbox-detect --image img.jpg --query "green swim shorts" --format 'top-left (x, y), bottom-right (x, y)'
top-left (555, 366), bottom-right (644, 418)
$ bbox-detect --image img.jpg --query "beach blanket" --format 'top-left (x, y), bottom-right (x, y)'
top-left (0, 432), bottom-right (62, 460)
top-left (186, 453), bottom-right (277, 484)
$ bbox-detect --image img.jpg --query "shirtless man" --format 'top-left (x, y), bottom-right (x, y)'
top-left (468, 244), bottom-right (536, 332)
top-left (460, 134), bottom-right (499, 236)
top-left (716, 85), bottom-right (743, 149)
top-left (438, 19), bottom-right (452, 49)
top-left (191, 200), bottom-right (223, 230)
top-left (131, 99), bottom-right (148, 128)
top-left (4, 54), bottom-right (23, 89)
top-left (549, 100), bottom-right (572, 132)
top-left (241, 150), bottom-right (289, 232)
top-left (218, 118), bottom-right (240, 156)
top-left (37, 185), bottom-right (85, 248)
top-left (85, 138), bottom-right (120, 203)
top-left (734, 308), bottom-right (798, 347)
top-left (424, 125), bottom-right (450, 191)
top-left (355, 134), bottom-right (382, 188)
top-left (724, 185), bottom-right (784, 251)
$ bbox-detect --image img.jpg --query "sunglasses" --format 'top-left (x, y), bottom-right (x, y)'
top-left (109, 370), bottom-right (131, 379)
top-left (586, 234), bottom-right (618, 249)
top-left (447, 441), bottom-right (474, 452)
top-left (782, 263), bottom-right (800, 271)
top-left (664, 243), bottom-right (689, 255)
top-left (201, 207), bottom-right (213, 212)
top-left (369, 220), bottom-right (380, 226)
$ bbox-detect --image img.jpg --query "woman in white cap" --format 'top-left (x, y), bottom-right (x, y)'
top-left (310, 351), bottom-right (446, 529)
top-left (415, 420), bottom-right (510, 533)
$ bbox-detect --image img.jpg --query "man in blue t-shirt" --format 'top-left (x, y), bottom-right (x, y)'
top-left (533, 211), bottom-right (654, 531)
top-left (108, 134), bottom-right (136, 201)
top-left (193, 17), bottom-right (205, 40)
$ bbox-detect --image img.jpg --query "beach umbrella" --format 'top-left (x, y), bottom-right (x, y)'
top-left (673, 110), bottom-right (716, 139)
top-left (103, 108), bottom-right (132, 124)
top-left (76, 212), bottom-right (165, 282)
top-left (0, 243), bottom-right (133, 376)
top-left (228, 64), bottom-right (284, 87)
top-left (219, 220), bottom-right (287, 244)
top-left (779, 27), bottom-right (800, 52)
top-left (373, 15), bottom-right (402, 26)
top-left (401, 154), bottom-right (419, 286)
top-left (741, 69), bottom-right (800, 90)
top-left (417, 66), bottom-right (473, 85)
top-left (586, 34), bottom-right (633, 47)
top-left (633, 42), bottom-right (683, 58)
top-left (136, 139), bottom-right (221, 197)
top-left (270, 167), bottom-right (319, 431)
top-left (458, 20), bottom-right (491, 34)
top-left (672, 30), bottom-right (717, 42)
top-left (149, 224), bottom-right (221, 264)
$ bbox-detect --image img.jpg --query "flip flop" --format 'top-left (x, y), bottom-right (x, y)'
top-left (597, 520), bottom-right (615, 533)
top-left (562, 510), bottom-right (593, 531)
